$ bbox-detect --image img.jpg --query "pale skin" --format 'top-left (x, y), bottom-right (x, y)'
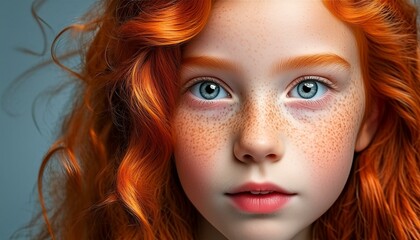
top-left (173, 0), bottom-right (376, 239)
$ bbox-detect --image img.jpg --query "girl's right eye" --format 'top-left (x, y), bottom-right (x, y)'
top-left (190, 80), bottom-right (230, 100)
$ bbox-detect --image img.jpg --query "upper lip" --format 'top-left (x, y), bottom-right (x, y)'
top-left (225, 182), bottom-right (296, 195)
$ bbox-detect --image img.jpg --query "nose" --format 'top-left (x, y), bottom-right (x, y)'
top-left (233, 101), bottom-right (284, 163)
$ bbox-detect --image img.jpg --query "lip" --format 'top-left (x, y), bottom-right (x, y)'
top-left (225, 182), bottom-right (296, 214)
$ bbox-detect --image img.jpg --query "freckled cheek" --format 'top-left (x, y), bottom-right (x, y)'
top-left (305, 113), bottom-right (359, 171)
top-left (293, 93), bottom-right (364, 198)
top-left (302, 131), bottom-right (355, 198)
top-left (172, 109), bottom-right (232, 193)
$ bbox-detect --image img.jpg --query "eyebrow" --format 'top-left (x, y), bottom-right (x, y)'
top-left (271, 54), bottom-right (351, 75)
top-left (182, 56), bottom-right (242, 74)
top-left (182, 53), bottom-right (351, 75)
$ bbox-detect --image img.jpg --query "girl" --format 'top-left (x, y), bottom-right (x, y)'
top-left (32, 0), bottom-right (419, 239)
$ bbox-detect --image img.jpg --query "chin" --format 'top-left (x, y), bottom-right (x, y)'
top-left (215, 221), bottom-right (312, 240)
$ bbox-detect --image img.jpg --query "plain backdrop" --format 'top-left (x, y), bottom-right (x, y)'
top-left (0, 0), bottom-right (93, 238)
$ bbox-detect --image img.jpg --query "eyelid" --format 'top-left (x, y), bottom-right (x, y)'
top-left (285, 75), bottom-right (337, 109)
top-left (183, 76), bottom-right (232, 97)
top-left (288, 75), bottom-right (337, 94)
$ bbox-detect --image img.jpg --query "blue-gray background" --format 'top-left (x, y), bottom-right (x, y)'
top-left (1, 0), bottom-right (94, 238)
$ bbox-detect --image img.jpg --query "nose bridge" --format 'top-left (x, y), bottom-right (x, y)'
top-left (234, 96), bottom-right (283, 163)
top-left (243, 97), bottom-right (274, 136)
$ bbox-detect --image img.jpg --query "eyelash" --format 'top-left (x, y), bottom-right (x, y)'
top-left (185, 77), bottom-right (223, 90)
top-left (286, 75), bottom-right (337, 108)
top-left (184, 77), bottom-right (232, 105)
top-left (184, 75), bottom-right (336, 105)
top-left (288, 75), bottom-right (337, 93)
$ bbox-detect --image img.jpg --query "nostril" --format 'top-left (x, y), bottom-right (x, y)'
top-left (241, 153), bottom-right (280, 162)
top-left (233, 140), bottom-right (284, 163)
top-left (243, 154), bottom-right (253, 161)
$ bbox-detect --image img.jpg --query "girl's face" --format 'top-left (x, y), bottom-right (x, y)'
top-left (173, 0), bottom-right (370, 239)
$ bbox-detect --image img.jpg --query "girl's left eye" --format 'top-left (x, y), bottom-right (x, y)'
top-left (190, 80), bottom-right (230, 100)
top-left (289, 78), bottom-right (329, 99)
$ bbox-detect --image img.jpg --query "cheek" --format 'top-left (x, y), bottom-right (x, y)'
top-left (172, 109), bottom-right (232, 199)
top-left (301, 129), bottom-right (355, 201)
top-left (291, 83), bottom-right (364, 200)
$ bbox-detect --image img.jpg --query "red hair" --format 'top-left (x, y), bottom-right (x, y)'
top-left (35, 0), bottom-right (210, 239)
top-left (314, 0), bottom-right (420, 239)
top-left (32, 0), bottom-right (418, 239)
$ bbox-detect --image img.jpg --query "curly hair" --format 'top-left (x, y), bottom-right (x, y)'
top-left (32, 0), bottom-right (418, 239)
top-left (314, 0), bottom-right (420, 239)
top-left (35, 1), bottom-right (211, 239)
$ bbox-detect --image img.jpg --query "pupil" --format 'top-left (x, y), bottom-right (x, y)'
top-left (206, 84), bottom-right (216, 94)
top-left (200, 81), bottom-right (220, 100)
top-left (302, 84), bottom-right (312, 93)
top-left (297, 80), bottom-right (318, 99)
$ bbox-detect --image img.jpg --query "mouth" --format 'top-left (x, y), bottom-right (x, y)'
top-left (249, 190), bottom-right (275, 194)
top-left (225, 182), bottom-right (296, 214)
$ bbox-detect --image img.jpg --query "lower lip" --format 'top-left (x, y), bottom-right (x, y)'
top-left (227, 192), bottom-right (293, 214)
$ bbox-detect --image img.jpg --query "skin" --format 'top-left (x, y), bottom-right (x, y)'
top-left (173, 1), bottom-right (375, 239)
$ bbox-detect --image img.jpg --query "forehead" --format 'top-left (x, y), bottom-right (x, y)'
top-left (183, 0), bottom-right (358, 66)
